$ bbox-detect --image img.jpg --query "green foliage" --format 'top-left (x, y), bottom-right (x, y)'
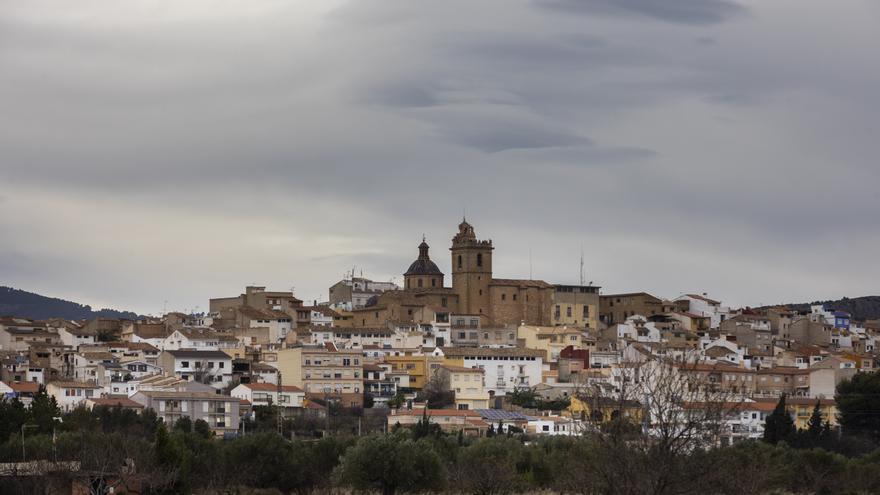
top-left (334, 434), bottom-right (447, 495)
top-left (837, 372), bottom-right (880, 442)
top-left (763, 394), bottom-right (796, 445)
top-left (508, 387), bottom-right (571, 411)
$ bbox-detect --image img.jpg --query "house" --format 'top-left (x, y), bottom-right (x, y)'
top-left (70, 351), bottom-right (117, 383)
top-left (84, 395), bottom-right (145, 413)
top-left (527, 415), bottom-right (580, 436)
top-left (0, 381), bottom-right (40, 405)
top-left (434, 364), bottom-right (490, 410)
top-left (47, 380), bottom-right (101, 412)
top-left (122, 322), bottom-right (171, 348)
top-left (302, 344), bottom-right (365, 407)
top-left (363, 363), bottom-right (398, 406)
top-left (388, 408), bottom-right (488, 436)
top-left (0, 318), bottom-right (60, 352)
top-left (162, 328), bottom-right (239, 351)
top-left (57, 325), bottom-right (97, 349)
top-left (158, 350), bottom-right (233, 389)
top-left (518, 326), bottom-right (586, 362)
top-left (130, 390), bottom-right (240, 434)
top-left (230, 382), bottom-right (305, 410)
top-left (440, 346), bottom-right (544, 396)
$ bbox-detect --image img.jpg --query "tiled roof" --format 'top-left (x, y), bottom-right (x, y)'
top-left (490, 278), bottom-right (554, 289)
top-left (87, 396), bottom-right (144, 408)
top-left (243, 383), bottom-right (303, 393)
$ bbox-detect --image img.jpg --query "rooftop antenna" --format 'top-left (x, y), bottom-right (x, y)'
top-left (579, 244), bottom-right (585, 286)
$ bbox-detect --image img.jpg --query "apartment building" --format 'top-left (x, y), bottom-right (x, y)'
top-left (131, 390), bottom-right (240, 435)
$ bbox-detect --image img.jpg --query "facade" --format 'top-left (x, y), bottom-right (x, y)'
top-left (301, 344), bottom-right (364, 407)
top-left (435, 364), bottom-right (490, 410)
top-left (131, 390), bottom-right (240, 434)
top-left (441, 347), bottom-right (544, 396)
top-left (158, 350), bottom-right (233, 389)
top-left (599, 293), bottom-right (680, 326)
top-left (230, 382), bottom-right (305, 410)
top-left (47, 380), bottom-right (101, 412)
top-left (553, 284), bottom-right (600, 329)
top-left (328, 277), bottom-right (400, 311)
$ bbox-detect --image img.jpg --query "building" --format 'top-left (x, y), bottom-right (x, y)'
top-left (599, 293), bottom-right (680, 326)
top-left (388, 408), bottom-right (488, 436)
top-left (230, 382), bottom-right (305, 410)
top-left (553, 284), bottom-right (600, 329)
top-left (328, 277), bottom-right (400, 311)
top-left (130, 390), bottom-right (240, 434)
top-left (47, 380), bottom-right (101, 412)
top-left (440, 346), bottom-right (544, 396)
top-left (301, 344), bottom-right (364, 407)
top-left (435, 364), bottom-right (490, 410)
top-left (350, 220), bottom-right (556, 329)
top-left (157, 350), bottom-right (233, 389)
top-left (518, 326), bottom-right (587, 362)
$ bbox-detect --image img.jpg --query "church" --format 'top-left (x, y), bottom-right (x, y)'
top-left (350, 220), bottom-right (554, 328)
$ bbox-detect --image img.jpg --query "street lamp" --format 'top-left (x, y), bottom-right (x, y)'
top-left (21, 423), bottom-right (38, 462)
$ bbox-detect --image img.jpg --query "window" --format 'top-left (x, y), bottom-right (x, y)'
top-left (477, 253), bottom-right (482, 267)
top-left (566, 307), bottom-right (572, 317)
top-left (207, 361), bottom-right (214, 369)
top-left (441, 297), bottom-right (448, 307)
top-left (513, 294), bottom-right (517, 301)
top-left (181, 361), bottom-right (190, 368)
top-left (432, 278), bottom-right (436, 287)
top-left (418, 279), bottom-right (423, 288)
top-left (458, 255), bottom-right (462, 268)
top-left (479, 290), bottom-right (482, 296)
top-left (218, 362), bottom-right (224, 369)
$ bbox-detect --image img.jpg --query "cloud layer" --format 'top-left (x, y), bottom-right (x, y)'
top-left (1, 0), bottom-right (878, 314)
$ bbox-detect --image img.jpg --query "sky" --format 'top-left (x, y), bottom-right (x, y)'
top-left (1, 0), bottom-right (878, 316)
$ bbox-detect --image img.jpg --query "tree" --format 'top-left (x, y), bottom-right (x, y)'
top-left (193, 419), bottom-right (212, 439)
top-left (334, 434), bottom-right (446, 495)
top-left (764, 395), bottom-right (796, 445)
top-left (836, 372), bottom-right (880, 441)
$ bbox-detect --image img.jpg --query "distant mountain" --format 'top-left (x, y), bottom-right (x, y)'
top-left (769, 296), bottom-right (880, 322)
top-left (0, 286), bottom-right (140, 321)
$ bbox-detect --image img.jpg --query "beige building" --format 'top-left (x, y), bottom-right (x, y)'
top-left (351, 220), bottom-right (555, 329)
top-left (553, 285), bottom-right (600, 329)
top-left (435, 364), bottom-right (490, 410)
top-left (301, 344), bottom-right (364, 407)
top-left (518, 325), bottom-right (586, 362)
top-left (599, 293), bottom-right (681, 326)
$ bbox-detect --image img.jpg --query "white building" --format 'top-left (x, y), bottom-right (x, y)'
top-left (158, 350), bottom-right (233, 389)
top-left (674, 294), bottom-right (731, 329)
top-left (437, 347), bottom-right (544, 396)
top-left (230, 382), bottom-right (305, 410)
top-left (47, 380), bottom-right (101, 412)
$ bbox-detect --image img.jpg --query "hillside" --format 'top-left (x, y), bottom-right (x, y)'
top-left (0, 286), bottom-right (140, 321)
top-left (771, 295), bottom-right (880, 322)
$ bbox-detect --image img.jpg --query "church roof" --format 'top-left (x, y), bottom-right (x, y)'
top-left (404, 239), bottom-right (443, 276)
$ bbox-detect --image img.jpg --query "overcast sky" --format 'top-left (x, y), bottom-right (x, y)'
top-left (1, 0), bottom-right (878, 316)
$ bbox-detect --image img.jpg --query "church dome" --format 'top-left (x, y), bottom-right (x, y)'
top-left (404, 239), bottom-right (443, 276)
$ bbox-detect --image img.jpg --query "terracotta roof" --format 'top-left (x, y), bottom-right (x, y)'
top-left (87, 396), bottom-right (144, 408)
top-left (49, 380), bottom-right (100, 389)
top-left (243, 383), bottom-right (303, 393)
top-left (685, 294), bottom-right (721, 305)
top-left (439, 364), bottom-right (484, 373)
top-left (392, 408), bottom-right (480, 417)
top-left (6, 381), bottom-right (39, 394)
top-left (441, 347), bottom-right (545, 359)
top-left (490, 278), bottom-right (554, 289)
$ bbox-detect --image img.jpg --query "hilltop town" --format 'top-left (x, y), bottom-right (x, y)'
top-left (1, 220), bottom-right (875, 442)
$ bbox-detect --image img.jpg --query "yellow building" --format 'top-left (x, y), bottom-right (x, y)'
top-left (566, 395), bottom-right (644, 423)
top-left (266, 347), bottom-right (303, 388)
top-left (518, 325), bottom-right (586, 362)
top-left (386, 355), bottom-right (434, 390)
top-left (553, 284), bottom-right (600, 329)
top-left (436, 364), bottom-right (490, 410)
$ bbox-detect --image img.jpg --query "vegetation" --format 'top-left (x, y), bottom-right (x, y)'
top-left (507, 387), bottom-right (570, 411)
top-left (0, 286), bottom-right (140, 320)
top-left (4, 377), bottom-right (880, 493)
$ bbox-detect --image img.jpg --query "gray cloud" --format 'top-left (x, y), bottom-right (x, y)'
top-left (0, 0), bottom-right (878, 313)
top-left (536, 0), bottom-right (748, 25)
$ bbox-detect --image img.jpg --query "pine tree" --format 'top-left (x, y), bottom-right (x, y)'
top-left (806, 400), bottom-right (824, 438)
top-left (763, 394), bottom-right (796, 444)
